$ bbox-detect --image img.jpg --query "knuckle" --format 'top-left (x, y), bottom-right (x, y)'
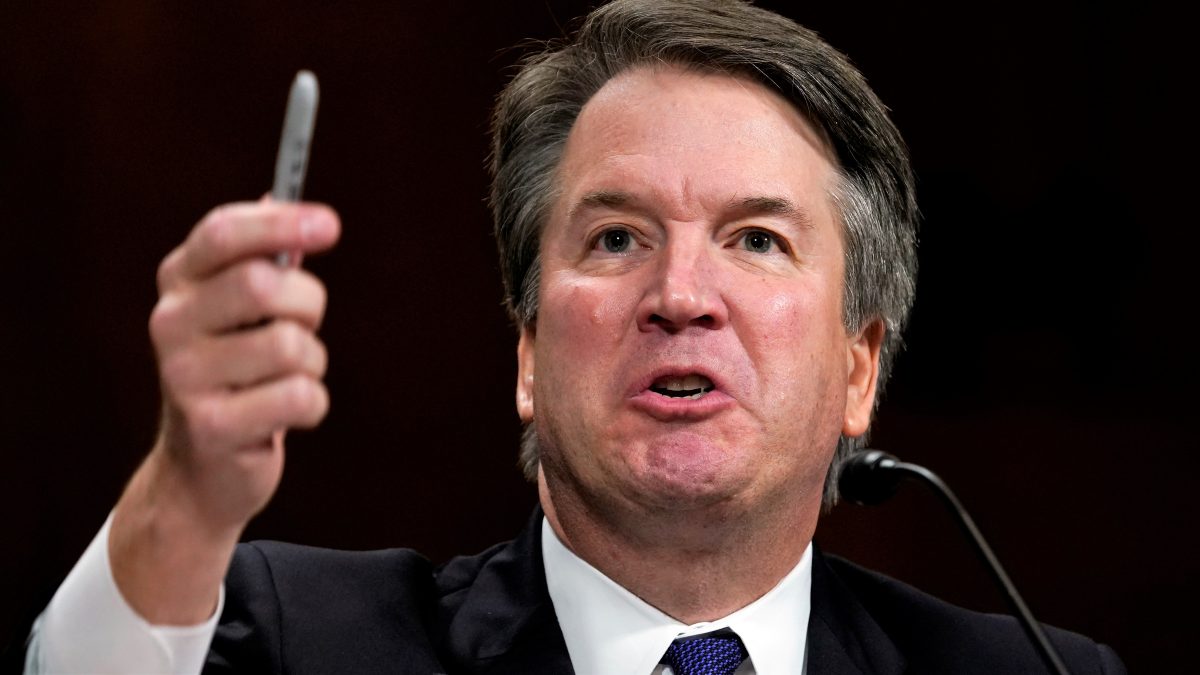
top-left (271, 322), bottom-right (306, 369)
top-left (186, 398), bottom-right (228, 448)
top-left (198, 210), bottom-right (232, 256)
top-left (282, 375), bottom-right (313, 409)
top-left (156, 248), bottom-right (183, 291)
top-left (240, 261), bottom-right (278, 311)
top-left (312, 384), bottom-right (330, 421)
top-left (160, 352), bottom-right (199, 392)
top-left (311, 275), bottom-right (328, 307)
top-left (313, 279), bottom-right (329, 318)
top-left (294, 379), bottom-right (330, 427)
top-left (300, 275), bottom-right (330, 329)
top-left (148, 294), bottom-right (184, 345)
top-left (282, 375), bottom-right (326, 420)
top-left (199, 204), bottom-right (226, 228)
top-left (311, 338), bottom-right (329, 377)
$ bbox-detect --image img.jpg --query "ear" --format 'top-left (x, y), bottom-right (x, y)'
top-left (516, 325), bottom-right (536, 423)
top-left (843, 319), bottom-right (885, 437)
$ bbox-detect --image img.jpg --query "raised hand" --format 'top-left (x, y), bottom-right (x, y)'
top-left (110, 200), bottom-right (340, 624)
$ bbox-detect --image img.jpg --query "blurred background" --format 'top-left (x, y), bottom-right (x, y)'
top-left (1, 1), bottom-right (1193, 672)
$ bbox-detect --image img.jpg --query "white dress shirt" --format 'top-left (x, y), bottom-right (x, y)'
top-left (26, 516), bottom-right (811, 675)
top-left (542, 518), bottom-right (812, 675)
top-left (25, 514), bottom-right (222, 675)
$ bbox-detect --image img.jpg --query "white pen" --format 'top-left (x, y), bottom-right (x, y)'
top-left (272, 70), bottom-right (319, 266)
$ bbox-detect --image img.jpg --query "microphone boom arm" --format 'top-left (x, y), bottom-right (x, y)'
top-left (840, 450), bottom-right (1072, 675)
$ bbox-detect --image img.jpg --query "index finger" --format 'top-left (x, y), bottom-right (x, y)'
top-left (177, 201), bottom-right (340, 282)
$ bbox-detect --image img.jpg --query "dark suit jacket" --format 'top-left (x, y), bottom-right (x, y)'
top-left (204, 510), bottom-right (1125, 674)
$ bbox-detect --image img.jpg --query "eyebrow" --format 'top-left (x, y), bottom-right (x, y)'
top-left (568, 190), bottom-right (637, 220)
top-left (567, 190), bottom-right (816, 230)
top-left (727, 196), bottom-right (815, 230)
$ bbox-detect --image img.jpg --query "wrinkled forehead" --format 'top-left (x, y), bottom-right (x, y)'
top-left (579, 61), bottom-right (840, 167)
top-left (549, 64), bottom-right (843, 232)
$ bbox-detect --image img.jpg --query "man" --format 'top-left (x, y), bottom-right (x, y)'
top-left (27, 1), bottom-right (1124, 673)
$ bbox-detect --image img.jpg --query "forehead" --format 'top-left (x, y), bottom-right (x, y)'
top-left (553, 65), bottom-right (839, 225)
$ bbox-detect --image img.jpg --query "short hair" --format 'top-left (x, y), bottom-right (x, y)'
top-left (489, 0), bottom-right (918, 509)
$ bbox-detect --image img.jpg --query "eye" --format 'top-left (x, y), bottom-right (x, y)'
top-left (741, 229), bottom-right (777, 253)
top-left (599, 228), bottom-right (632, 253)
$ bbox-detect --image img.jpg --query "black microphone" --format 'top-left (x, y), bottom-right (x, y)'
top-left (839, 450), bottom-right (1072, 675)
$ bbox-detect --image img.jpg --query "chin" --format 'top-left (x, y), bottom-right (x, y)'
top-left (622, 435), bottom-right (755, 509)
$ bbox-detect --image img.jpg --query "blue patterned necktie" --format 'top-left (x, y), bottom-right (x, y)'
top-left (662, 631), bottom-right (748, 675)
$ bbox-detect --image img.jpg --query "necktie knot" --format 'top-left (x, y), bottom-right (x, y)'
top-left (663, 631), bottom-right (748, 675)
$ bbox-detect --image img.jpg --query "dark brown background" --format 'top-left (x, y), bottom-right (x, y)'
top-left (1, 2), bottom-right (1193, 672)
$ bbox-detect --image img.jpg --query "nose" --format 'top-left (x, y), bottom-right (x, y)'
top-left (636, 236), bottom-right (728, 333)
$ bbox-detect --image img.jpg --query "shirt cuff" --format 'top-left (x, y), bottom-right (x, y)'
top-left (27, 512), bottom-right (223, 675)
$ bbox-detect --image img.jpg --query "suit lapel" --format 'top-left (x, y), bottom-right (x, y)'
top-left (440, 508), bottom-right (575, 675)
top-left (806, 548), bottom-right (906, 675)
top-left (440, 516), bottom-right (906, 675)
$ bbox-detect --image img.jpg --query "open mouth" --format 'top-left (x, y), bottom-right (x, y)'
top-left (648, 374), bottom-right (715, 400)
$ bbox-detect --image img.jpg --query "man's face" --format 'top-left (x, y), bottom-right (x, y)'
top-left (517, 66), bottom-right (881, 524)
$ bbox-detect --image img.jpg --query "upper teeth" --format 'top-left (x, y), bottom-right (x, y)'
top-left (654, 374), bottom-right (713, 392)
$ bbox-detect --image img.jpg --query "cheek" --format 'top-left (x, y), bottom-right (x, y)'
top-left (533, 275), bottom-right (642, 463)
top-left (533, 273), bottom-right (644, 418)
top-left (736, 283), bottom-right (813, 349)
top-left (735, 281), bottom-right (846, 401)
top-left (538, 274), bottom-right (639, 348)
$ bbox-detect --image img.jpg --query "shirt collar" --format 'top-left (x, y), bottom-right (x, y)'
top-left (542, 517), bottom-right (812, 675)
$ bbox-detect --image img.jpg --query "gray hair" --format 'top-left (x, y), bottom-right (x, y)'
top-left (489, 0), bottom-right (918, 509)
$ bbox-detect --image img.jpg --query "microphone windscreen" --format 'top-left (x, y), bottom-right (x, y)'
top-left (838, 449), bottom-right (903, 505)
